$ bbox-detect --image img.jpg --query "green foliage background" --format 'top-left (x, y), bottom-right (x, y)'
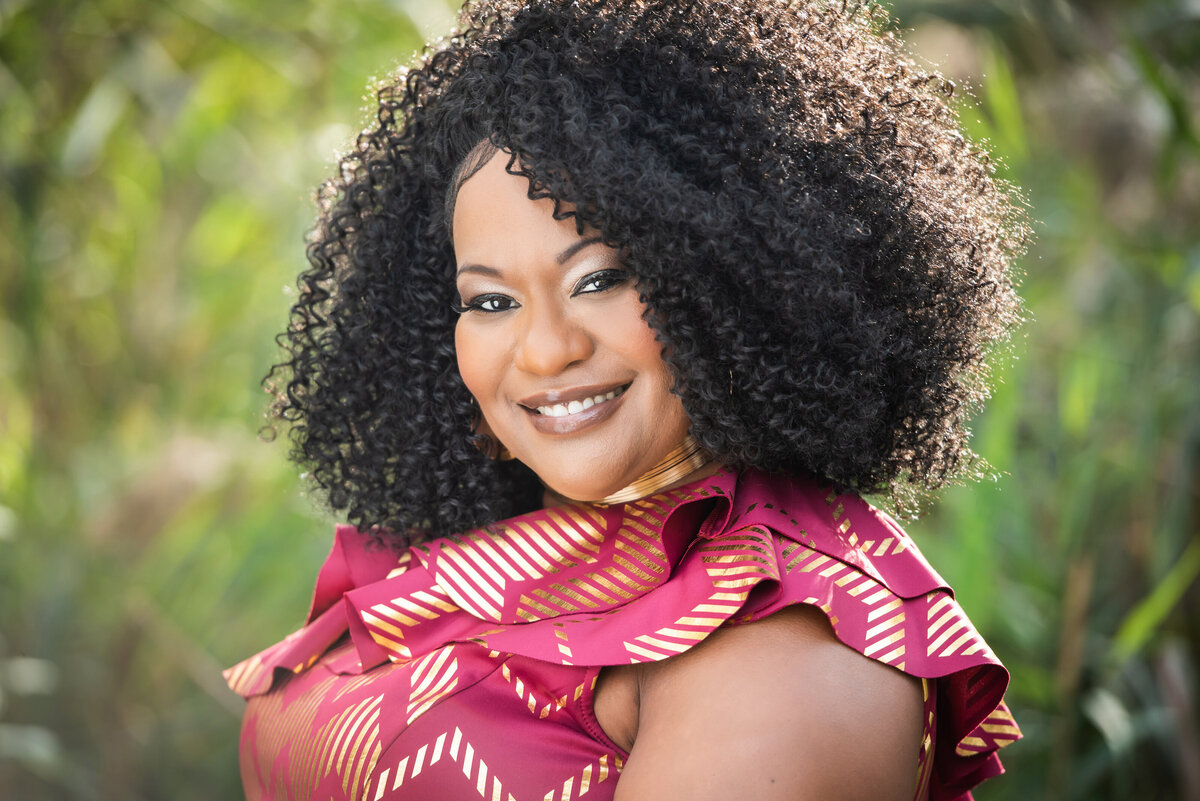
top-left (1, 0), bottom-right (1197, 798)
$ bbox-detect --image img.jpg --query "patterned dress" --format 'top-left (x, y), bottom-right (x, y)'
top-left (225, 468), bottom-right (1019, 801)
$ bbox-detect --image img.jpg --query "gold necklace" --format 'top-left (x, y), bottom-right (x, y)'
top-left (587, 435), bottom-right (712, 505)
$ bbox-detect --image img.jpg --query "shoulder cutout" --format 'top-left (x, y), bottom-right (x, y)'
top-left (615, 605), bottom-right (925, 801)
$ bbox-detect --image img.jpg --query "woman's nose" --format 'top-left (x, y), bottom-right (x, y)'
top-left (512, 304), bottom-right (594, 376)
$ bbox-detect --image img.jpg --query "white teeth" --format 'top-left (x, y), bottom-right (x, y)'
top-left (536, 386), bottom-right (625, 417)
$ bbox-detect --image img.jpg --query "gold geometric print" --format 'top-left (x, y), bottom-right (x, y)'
top-left (405, 645), bottom-right (460, 725)
top-left (385, 550), bottom-right (414, 580)
top-left (553, 622), bottom-right (574, 663)
top-left (313, 692), bottom-right (385, 801)
top-left (494, 508), bottom-right (605, 572)
top-left (436, 506), bottom-right (627, 623)
top-left (829, 497), bottom-right (909, 558)
top-left (512, 498), bottom-right (675, 623)
top-left (913, 678), bottom-right (934, 801)
top-left (780, 542), bottom-right (909, 669)
top-left (541, 754), bottom-right (622, 801)
top-left (435, 550), bottom-right (507, 621)
top-left (980, 705), bottom-right (1021, 741)
top-left (863, 596), bottom-right (906, 666)
top-left (335, 668), bottom-right (400, 702)
top-left (696, 528), bottom-right (777, 590)
top-left (925, 594), bottom-right (989, 660)
top-left (622, 590), bottom-right (749, 662)
top-left (498, 661), bottom-right (591, 720)
top-left (367, 727), bottom-right (518, 801)
top-left (360, 584), bottom-right (458, 660)
top-left (244, 673), bottom-right (338, 801)
top-left (613, 528), bottom-right (782, 662)
top-left (956, 703), bottom-right (1021, 757)
top-left (225, 653), bottom-right (267, 697)
top-left (360, 609), bottom-right (414, 659)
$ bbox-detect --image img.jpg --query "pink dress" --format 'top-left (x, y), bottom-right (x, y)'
top-left (226, 468), bottom-right (1019, 801)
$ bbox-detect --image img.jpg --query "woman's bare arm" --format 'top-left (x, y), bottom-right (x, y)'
top-left (612, 604), bottom-right (924, 801)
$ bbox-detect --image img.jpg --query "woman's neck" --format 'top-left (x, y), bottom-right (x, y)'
top-left (541, 437), bottom-right (721, 508)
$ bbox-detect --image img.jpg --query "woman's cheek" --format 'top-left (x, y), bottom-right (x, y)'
top-left (454, 322), bottom-right (486, 398)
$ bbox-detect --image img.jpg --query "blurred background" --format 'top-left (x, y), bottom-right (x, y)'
top-left (1, 0), bottom-right (1197, 798)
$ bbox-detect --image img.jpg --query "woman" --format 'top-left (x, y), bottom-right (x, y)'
top-left (225, 1), bottom-right (1026, 799)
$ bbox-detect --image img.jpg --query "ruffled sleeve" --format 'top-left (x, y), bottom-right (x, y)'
top-left (694, 471), bottom-right (1020, 800)
top-left (223, 525), bottom-right (408, 696)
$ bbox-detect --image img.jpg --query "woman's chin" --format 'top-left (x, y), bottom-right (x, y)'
top-left (541, 480), bottom-right (619, 504)
top-left (534, 468), bottom-right (629, 505)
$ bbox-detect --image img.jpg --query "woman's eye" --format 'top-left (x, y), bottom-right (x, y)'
top-left (456, 294), bottom-right (517, 314)
top-left (573, 270), bottom-right (629, 295)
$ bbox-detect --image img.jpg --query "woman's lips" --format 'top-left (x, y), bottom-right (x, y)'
top-left (534, 385), bottom-right (627, 417)
top-left (520, 383), bottom-right (630, 435)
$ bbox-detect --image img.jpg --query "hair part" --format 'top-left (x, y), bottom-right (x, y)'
top-left (443, 138), bottom-right (501, 239)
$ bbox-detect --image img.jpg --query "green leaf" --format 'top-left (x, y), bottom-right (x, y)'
top-left (1110, 539), bottom-right (1200, 665)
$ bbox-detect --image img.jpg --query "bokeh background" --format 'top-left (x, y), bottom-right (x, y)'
top-left (2, 0), bottom-right (1197, 798)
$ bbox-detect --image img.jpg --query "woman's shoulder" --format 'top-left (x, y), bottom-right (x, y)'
top-left (617, 602), bottom-right (925, 801)
top-left (693, 469), bottom-right (1019, 799)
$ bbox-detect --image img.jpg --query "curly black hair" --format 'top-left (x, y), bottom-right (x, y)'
top-left (269, 0), bottom-right (1027, 543)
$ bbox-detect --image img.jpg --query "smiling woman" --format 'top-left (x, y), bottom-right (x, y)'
top-left (225, 1), bottom-right (1027, 799)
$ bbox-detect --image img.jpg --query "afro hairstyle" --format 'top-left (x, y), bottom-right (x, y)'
top-left (269, 0), bottom-right (1027, 543)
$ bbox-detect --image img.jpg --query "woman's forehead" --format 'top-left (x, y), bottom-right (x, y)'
top-left (444, 139), bottom-right (502, 235)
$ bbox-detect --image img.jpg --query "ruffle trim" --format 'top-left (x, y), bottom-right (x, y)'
top-left (224, 468), bottom-right (1018, 800)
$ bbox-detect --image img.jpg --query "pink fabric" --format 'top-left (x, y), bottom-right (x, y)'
top-left (226, 468), bottom-right (1019, 800)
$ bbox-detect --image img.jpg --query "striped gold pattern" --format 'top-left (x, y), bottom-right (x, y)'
top-left (541, 754), bottom-right (622, 801)
top-left (368, 727), bottom-right (518, 801)
top-left (406, 645), bottom-right (460, 725)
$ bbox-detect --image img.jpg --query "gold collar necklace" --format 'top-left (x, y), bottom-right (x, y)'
top-left (554, 435), bottom-right (713, 506)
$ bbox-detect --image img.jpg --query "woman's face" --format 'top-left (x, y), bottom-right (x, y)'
top-left (452, 150), bottom-right (691, 501)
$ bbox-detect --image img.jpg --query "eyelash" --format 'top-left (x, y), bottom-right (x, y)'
top-left (453, 269), bottom-right (630, 315)
top-left (574, 269), bottom-right (629, 295)
top-left (452, 294), bottom-right (514, 314)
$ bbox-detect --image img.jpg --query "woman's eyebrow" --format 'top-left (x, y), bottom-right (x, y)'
top-left (556, 236), bottom-right (603, 264)
top-left (456, 263), bottom-right (502, 278)
top-left (456, 237), bottom-right (605, 277)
